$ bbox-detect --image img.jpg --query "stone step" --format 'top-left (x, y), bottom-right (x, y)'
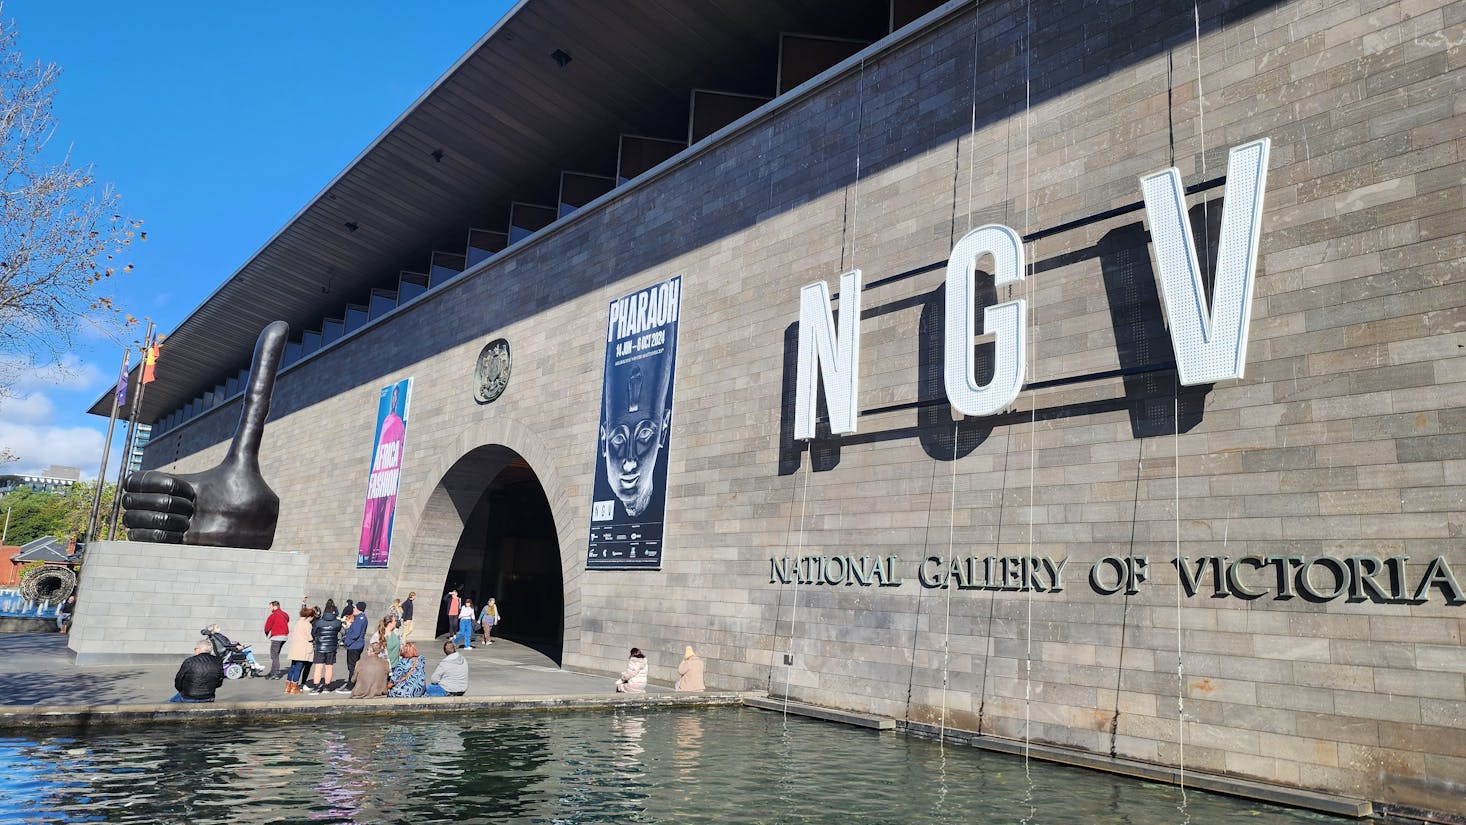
top-left (744, 696), bottom-right (896, 730)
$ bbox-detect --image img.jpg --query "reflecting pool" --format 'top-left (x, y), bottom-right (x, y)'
top-left (0, 707), bottom-right (1350, 823)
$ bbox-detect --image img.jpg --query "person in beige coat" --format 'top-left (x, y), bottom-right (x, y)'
top-left (351, 639), bottom-right (390, 698)
top-left (285, 605), bottom-right (317, 695)
top-left (676, 645), bottom-right (705, 691)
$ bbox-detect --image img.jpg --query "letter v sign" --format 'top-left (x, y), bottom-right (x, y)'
top-left (1140, 139), bottom-right (1270, 385)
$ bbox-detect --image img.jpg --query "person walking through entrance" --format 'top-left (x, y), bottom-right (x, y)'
top-left (443, 587), bottom-right (461, 639)
top-left (479, 598), bottom-right (500, 645)
top-left (400, 592), bottom-right (416, 640)
top-left (456, 599), bottom-right (475, 650)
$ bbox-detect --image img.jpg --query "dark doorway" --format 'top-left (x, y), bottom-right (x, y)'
top-left (438, 457), bottom-right (564, 663)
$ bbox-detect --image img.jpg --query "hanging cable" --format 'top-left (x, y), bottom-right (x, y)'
top-left (939, 422), bottom-right (961, 750)
top-left (780, 455), bottom-right (811, 720)
top-left (1020, 4), bottom-right (1038, 824)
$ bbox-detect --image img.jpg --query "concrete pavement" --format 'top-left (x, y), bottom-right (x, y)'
top-left (0, 631), bottom-right (751, 727)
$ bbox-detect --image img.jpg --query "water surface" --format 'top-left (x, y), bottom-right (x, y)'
top-left (0, 707), bottom-right (1350, 823)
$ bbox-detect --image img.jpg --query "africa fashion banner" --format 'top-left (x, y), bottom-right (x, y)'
top-left (587, 275), bottom-right (681, 570)
top-left (357, 377), bottom-right (412, 568)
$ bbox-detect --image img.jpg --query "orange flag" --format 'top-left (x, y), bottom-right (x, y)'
top-left (140, 340), bottom-right (161, 384)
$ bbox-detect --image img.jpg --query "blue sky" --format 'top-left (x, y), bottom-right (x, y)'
top-left (0, 1), bottom-right (515, 480)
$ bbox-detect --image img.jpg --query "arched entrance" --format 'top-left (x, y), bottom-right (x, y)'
top-left (415, 444), bottom-right (565, 664)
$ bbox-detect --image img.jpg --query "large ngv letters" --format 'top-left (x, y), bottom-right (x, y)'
top-left (795, 269), bottom-right (862, 440)
top-left (944, 224), bottom-right (1027, 418)
top-left (793, 138), bottom-right (1271, 437)
top-left (1140, 139), bottom-right (1270, 385)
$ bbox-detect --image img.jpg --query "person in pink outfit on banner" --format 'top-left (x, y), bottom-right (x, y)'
top-left (359, 382), bottom-right (407, 565)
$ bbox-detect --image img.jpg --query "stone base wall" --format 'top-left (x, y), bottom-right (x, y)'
top-left (140, 0), bottom-right (1465, 816)
top-left (69, 541), bottom-right (311, 666)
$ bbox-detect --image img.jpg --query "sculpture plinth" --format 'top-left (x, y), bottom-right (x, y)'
top-left (67, 541), bottom-right (310, 666)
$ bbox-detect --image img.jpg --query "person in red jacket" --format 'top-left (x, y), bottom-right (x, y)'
top-left (263, 600), bottom-right (291, 679)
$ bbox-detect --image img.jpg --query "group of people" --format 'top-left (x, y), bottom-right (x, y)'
top-left (615, 645), bottom-right (705, 693)
top-left (443, 589), bottom-right (500, 650)
top-left (167, 591), bottom-right (714, 704)
top-left (169, 591), bottom-right (473, 703)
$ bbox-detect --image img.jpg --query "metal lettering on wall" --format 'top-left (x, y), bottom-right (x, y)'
top-left (792, 138), bottom-right (1271, 437)
top-left (768, 553), bottom-right (1465, 605)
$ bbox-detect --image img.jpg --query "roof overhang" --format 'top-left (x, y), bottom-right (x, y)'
top-left (89, 0), bottom-right (889, 421)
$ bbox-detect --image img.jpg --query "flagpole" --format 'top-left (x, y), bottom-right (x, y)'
top-left (108, 322), bottom-right (155, 540)
top-left (86, 348), bottom-right (130, 544)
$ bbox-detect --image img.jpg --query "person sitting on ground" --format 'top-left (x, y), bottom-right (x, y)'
top-left (377, 615), bottom-right (402, 670)
top-left (351, 639), bottom-right (390, 699)
top-left (206, 624), bottom-right (265, 674)
top-left (388, 641), bottom-right (426, 698)
top-left (615, 647), bottom-right (648, 693)
top-left (57, 595), bottom-right (76, 634)
top-left (428, 641), bottom-right (469, 696)
top-left (170, 639), bottom-right (224, 703)
top-left (676, 645), bottom-right (705, 691)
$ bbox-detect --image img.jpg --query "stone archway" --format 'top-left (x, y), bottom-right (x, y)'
top-left (394, 416), bottom-right (582, 664)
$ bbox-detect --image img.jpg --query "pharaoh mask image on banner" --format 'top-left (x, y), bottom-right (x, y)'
top-left (587, 275), bottom-right (681, 570)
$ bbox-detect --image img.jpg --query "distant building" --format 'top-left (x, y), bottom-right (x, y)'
top-left (126, 425), bottom-right (153, 475)
top-left (0, 466), bottom-right (82, 495)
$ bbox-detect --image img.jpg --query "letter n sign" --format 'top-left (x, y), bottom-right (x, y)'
top-left (795, 269), bottom-right (862, 440)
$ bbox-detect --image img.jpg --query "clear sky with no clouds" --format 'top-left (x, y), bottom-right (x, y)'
top-left (0, 1), bottom-right (516, 480)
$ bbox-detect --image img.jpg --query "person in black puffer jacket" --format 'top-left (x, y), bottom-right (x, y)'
top-left (308, 599), bottom-right (344, 694)
top-left (170, 640), bottom-right (223, 702)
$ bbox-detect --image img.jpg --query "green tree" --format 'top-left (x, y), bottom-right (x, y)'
top-left (0, 7), bottom-right (142, 399)
top-left (0, 482), bottom-right (113, 545)
top-left (59, 480), bottom-right (114, 541)
top-left (0, 487), bottom-right (67, 545)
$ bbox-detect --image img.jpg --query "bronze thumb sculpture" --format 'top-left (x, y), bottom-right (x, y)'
top-left (121, 321), bottom-right (288, 549)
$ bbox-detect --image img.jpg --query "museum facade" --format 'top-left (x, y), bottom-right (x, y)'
top-left (103, 0), bottom-right (1464, 818)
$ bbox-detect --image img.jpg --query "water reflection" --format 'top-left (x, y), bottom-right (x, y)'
top-left (0, 709), bottom-right (1353, 824)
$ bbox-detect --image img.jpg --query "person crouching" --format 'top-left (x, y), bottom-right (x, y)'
top-left (170, 640), bottom-right (223, 703)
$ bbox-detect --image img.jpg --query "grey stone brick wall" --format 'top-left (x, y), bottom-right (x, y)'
top-left (69, 541), bottom-right (310, 666)
top-left (141, 0), bottom-right (1464, 815)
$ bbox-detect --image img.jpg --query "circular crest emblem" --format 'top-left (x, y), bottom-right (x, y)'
top-left (474, 338), bottom-right (512, 404)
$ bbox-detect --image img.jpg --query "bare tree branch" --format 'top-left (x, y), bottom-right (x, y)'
top-left (0, 5), bottom-right (142, 399)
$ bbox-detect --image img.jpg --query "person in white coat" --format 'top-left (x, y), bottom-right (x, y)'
top-left (615, 647), bottom-right (648, 693)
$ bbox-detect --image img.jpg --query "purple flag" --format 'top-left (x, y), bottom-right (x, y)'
top-left (115, 363), bottom-right (128, 409)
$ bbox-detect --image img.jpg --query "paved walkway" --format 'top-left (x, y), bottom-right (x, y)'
top-left (0, 632), bottom-right (742, 727)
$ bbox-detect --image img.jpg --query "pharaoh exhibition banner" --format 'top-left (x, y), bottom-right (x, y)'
top-left (357, 377), bottom-right (412, 568)
top-left (587, 275), bottom-right (681, 570)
